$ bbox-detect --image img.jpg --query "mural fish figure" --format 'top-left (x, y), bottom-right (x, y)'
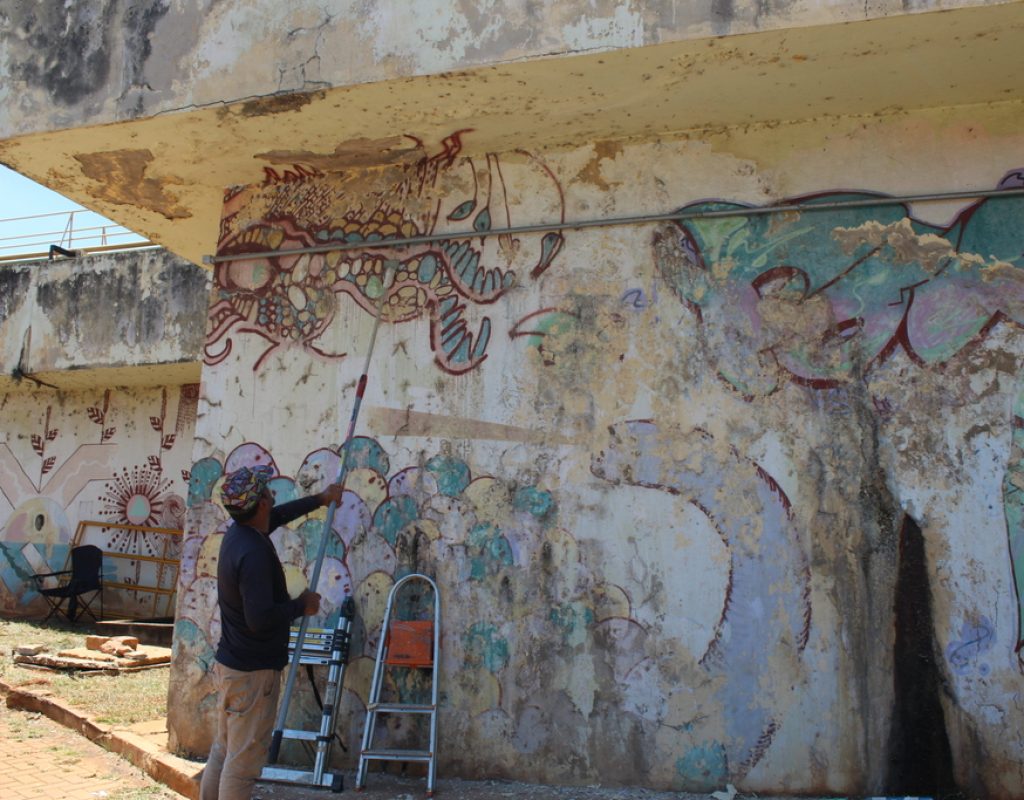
top-left (208, 133), bottom-right (564, 373)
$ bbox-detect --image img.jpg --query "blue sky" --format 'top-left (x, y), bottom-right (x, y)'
top-left (0, 165), bottom-right (143, 258)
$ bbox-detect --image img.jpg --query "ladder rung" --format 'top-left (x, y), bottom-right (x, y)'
top-left (294, 655), bottom-right (333, 665)
top-left (260, 766), bottom-right (343, 790)
top-left (369, 703), bottom-right (435, 713)
top-left (278, 728), bottom-right (320, 741)
top-left (361, 748), bottom-right (432, 761)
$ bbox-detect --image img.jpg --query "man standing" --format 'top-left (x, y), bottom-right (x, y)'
top-left (200, 464), bottom-right (344, 800)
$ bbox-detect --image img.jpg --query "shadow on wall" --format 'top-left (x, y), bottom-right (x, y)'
top-left (889, 515), bottom-right (956, 798)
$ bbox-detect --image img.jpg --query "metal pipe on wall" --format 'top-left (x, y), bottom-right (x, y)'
top-left (203, 186), bottom-right (1024, 265)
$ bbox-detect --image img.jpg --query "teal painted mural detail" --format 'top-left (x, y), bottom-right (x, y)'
top-left (514, 486), bottom-right (554, 519)
top-left (372, 494), bottom-right (420, 546)
top-left (297, 518), bottom-right (345, 563)
top-left (187, 457), bottom-right (223, 507)
top-left (467, 522), bottom-right (513, 580)
top-left (426, 455), bottom-right (471, 496)
top-left (464, 622), bottom-right (510, 673)
top-left (344, 436), bottom-right (390, 476)
top-left (174, 618), bottom-right (215, 673)
top-left (549, 601), bottom-right (594, 646)
top-left (676, 741), bottom-right (728, 790)
top-left (268, 476), bottom-right (299, 504)
top-left (0, 541), bottom-right (70, 600)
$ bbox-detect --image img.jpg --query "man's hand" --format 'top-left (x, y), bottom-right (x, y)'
top-left (298, 589), bottom-right (321, 616)
top-left (318, 482), bottom-right (344, 507)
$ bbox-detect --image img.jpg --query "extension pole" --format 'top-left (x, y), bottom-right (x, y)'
top-left (268, 264), bottom-right (398, 763)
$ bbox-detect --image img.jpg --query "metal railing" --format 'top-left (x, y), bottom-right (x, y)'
top-left (0, 209), bottom-right (151, 263)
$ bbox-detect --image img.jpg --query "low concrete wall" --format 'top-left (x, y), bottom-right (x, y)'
top-left (0, 248), bottom-right (205, 620)
top-left (0, 249), bottom-right (208, 390)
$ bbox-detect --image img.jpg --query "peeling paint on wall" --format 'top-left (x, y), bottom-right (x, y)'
top-left (74, 149), bottom-right (192, 219)
top-left (174, 123), bottom-right (1024, 795)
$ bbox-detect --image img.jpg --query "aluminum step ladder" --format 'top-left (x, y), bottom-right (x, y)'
top-left (356, 573), bottom-right (440, 796)
top-left (261, 597), bottom-right (355, 792)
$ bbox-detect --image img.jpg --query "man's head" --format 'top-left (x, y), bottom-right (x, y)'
top-left (221, 465), bottom-right (275, 522)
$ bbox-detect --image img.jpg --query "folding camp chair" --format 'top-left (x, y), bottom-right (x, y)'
top-left (32, 544), bottom-right (104, 623)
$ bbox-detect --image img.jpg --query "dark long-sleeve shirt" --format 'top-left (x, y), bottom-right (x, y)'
top-left (214, 496), bottom-right (322, 671)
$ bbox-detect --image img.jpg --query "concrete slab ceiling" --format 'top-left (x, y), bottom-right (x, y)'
top-left (0, 2), bottom-right (1021, 268)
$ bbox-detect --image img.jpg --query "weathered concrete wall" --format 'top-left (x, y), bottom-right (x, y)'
top-left (0, 249), bottom-right (209, 387)
top-left (0, 383), bottom-right (198, 619)
top-left (168, 99), bottom-right (1024, 797)
top-left (0, 0), bottom-right (1005, 134)
top-left (0, 250), bottom-right (207, 617)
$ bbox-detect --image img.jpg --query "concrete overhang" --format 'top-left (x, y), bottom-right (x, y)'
top-left (0, 361), bottom-right (202, 393)
top-left (0, 2), bottom-right (1021, 268)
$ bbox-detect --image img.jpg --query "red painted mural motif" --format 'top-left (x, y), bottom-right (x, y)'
top-left (100, 464), bottom-right (172, 532)
top-left (147, 387), bottom-right (177, 472)
top-left (86, 390), bottom-right (116, 443)
top-left (96, 387), bottom-right (189, 547)
top-left (208, 132), bottom-right (565, 373)
top-left (30, 406), bottom-right (59, 481)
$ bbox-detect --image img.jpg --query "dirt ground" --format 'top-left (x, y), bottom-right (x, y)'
top-left (253, 768), bottom-right (776, 800)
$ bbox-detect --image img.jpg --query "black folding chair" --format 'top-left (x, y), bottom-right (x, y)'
top-left (32, 544), bottom-right (104, 623)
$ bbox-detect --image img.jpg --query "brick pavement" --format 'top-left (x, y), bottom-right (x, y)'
top-left (0, 701), bottom-right (182, 800)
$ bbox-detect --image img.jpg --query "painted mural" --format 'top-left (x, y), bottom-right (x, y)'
top-left (498, 167), bottom-right (1024, 790)
top-left (0, 385), bottom-right (197, 618)
top-left (650, 170), bottom-right (1024, 395)
top-left (646, 172), bottom-right (1024, 665)
top-left (207, 133), bottom-right (565, 373)
top-left (592, 420), bottom-right (810, 781)
top-left (178, 134), bottom-right (1024, 795)
top-left (176, 438), bottom-right (603, 769)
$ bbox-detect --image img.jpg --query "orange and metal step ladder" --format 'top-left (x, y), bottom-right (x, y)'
top-left (261, 598), bottom-right (355, 792)
top-left (356, 573), bottom-right (440, 795)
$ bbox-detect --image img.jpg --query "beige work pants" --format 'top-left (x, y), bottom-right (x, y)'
top-left (199, 662), bottom-right (281, 800)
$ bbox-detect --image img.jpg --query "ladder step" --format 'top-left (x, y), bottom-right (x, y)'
top-left (361, 748), bottom-right (432, 762)
top-left (368, 703), bottom-right (435, 713)
top-left (279, 728), bottom-right (321, 741)
top-left (260, 766), bottom-right (343, 791)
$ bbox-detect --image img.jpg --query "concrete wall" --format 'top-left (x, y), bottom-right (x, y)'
top-left (0, 250), bottom-right (208, 618)
top-left (0, 249), bottom-right (208, 385)
top-left (0, 383), bottom-right (199, 619)
top-left (0, 0), bottom-right (1001, 133)
top-left (168, 99), bottom-right (1024, 797)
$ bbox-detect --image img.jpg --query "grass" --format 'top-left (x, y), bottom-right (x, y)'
top-left (106, 788), bottom-right (178, 800)
top-left (0, 617), bottom-right (169, 726)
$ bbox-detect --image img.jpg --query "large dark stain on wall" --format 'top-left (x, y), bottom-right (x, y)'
top-left (33, 251), bottom-right (208, 356)
top-left (0, 268), bottom-right (32, 326)
top-left (887, 515), bottom-right (957, 797)
top-left (3, 1), bottom-right (168, 107)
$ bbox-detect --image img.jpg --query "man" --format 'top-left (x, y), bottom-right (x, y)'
top-left (200, 464), bottom-right (344, 800)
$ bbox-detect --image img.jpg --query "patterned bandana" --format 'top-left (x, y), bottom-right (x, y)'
top-left (220, 465), bottom-right (274, 513)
